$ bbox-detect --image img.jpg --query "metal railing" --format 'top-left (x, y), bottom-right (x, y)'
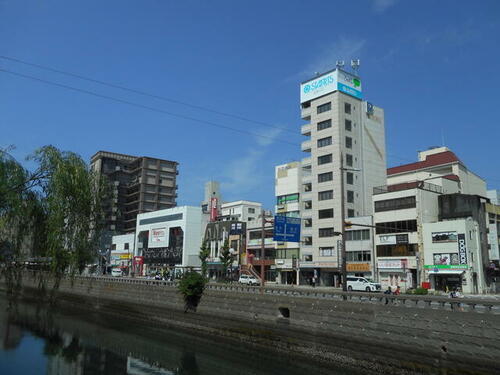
top-left (373, 181), bottom-right (443, 195)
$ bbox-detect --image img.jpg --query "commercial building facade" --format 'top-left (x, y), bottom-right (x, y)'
top-left (91, 151), bottom-right (178, 247)
top-left (300, 68), bottom-right (387, 285)
top-left (133, 206), bottom-right (204, 276)
top-left (274, 162), bottom-right (302, 285)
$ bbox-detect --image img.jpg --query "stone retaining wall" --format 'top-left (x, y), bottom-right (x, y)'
top-left (3, 273), bottom-right (500, 374)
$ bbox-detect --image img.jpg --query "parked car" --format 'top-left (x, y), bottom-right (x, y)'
top-left (238, 274), bottom-right (260, 286)
top-left (111, 268), bottom-right (123, 277)
top-left (347, 277), bottom-right (381, 292)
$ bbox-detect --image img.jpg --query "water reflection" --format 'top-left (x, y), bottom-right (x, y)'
top-left (0, 297), bottom-right (355, 375)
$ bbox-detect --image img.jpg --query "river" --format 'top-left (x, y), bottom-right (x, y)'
top-left (0, 295), bottom-right (370, 375)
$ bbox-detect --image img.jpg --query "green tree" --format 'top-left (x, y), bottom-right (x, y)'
top-left (218, 239), bottom-right (235, 281)
top-left (198, 240), bottom-right (210, 278)
top-left (0, 145), bottom-right (108, 301)
top-left (178, 271), bottom-right (206, 312)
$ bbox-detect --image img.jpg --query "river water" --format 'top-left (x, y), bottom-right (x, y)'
top-left (0, 296), bottom-right (368, 375)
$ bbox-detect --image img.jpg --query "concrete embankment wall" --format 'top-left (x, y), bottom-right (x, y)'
top-left (3, 274), bottom-right (500, 374)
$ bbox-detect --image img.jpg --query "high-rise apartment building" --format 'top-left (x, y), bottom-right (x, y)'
top-left (91, 151), bottom-right (178, 247)
top-left (300, 68), bottom-right (387, 285)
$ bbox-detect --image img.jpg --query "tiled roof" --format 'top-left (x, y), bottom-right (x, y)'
top-left (387, 151), bottom-right (461, 175)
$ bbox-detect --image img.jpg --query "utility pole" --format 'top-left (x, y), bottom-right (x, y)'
top-left (340, 153), bottom-right (347, 293)
top-left (260, 208), bottom-right (266, 287)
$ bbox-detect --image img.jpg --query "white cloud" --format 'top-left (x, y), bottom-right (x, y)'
top-left (372, 0), bottom-right (398, 13)
top-left (222, 149), bottom-right (266, 194)
top-left (255, 127), bottom-right (282, 147)
top-left (287, 36), bottom-right (366, 83)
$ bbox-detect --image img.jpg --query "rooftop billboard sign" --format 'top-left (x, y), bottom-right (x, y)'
top-left (300, 69), bottom-right (362, 103)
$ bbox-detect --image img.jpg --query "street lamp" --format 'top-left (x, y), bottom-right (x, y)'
top-left (339, 152), bottom-right (361, 293)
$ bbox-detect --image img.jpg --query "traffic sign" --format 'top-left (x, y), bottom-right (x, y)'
top-left (273, 216), bottom-right (301, 242)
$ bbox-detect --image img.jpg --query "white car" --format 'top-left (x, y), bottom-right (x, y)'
top-left (238, 274), bottom-right (260, 286)
top-left (111, 268), bottom-right (123, 277)
top-left (347, 277), bottom-right (381, 292)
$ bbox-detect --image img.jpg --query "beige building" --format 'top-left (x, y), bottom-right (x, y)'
top-left (300, 68), bottom-right (387, 285)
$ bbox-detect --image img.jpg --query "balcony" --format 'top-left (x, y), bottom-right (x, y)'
top-left (247, 238), bottom-right (275, 247)
top-left (301, 156), bottom-right (311, 167)
top-left (301, 105), bottom-right (311, 120)
top-left (301, 191), bottom-right (312, 201)
top-left (301, 140), bottom-right (311, 153)
top-left (301, 123), bottom-right (311, 136)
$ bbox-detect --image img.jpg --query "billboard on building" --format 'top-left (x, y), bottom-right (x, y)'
top-left (151, 228), bottom-right (166, 243)
top-left (210, 197), bottom-right (218, 222)
top-left (300, 69), bottom-right (362, 103)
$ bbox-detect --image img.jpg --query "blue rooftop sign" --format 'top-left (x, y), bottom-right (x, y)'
top-left (273, 216), bottom-right (301, 243)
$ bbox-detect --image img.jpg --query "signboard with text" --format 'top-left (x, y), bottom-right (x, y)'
top-left (151, 228), bottom-right (166, 243)
top-left (273, 216), bottom-right (301, 242)
top-left (300, 69), bottom-right (362, 103)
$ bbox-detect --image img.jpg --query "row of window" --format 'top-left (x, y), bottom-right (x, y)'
top-left (276, 193), bottom-right (300, 204)
top-left (317, 136), bottom-right (353, 149)
top-left (346, 250), bottom-right (371, 262)
top-left (345, 229), bottom-right (370, 241)
top-left (316, 119), bottom-right (353, 132)
top-left (374, 196), bottom-right (416, 213)
top-left (375, 220), bottom-right (417, 234)
top-left (315, 102), bottom-right (352, 115)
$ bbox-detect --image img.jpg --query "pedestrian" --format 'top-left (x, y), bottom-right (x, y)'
top-left (394, 286), bottom-right (401, 295)
top-left (384, 286), bottom-right (392, 305)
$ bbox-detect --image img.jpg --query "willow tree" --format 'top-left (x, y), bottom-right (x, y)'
top-left (0, 146), bottom-right (108, 299)
top-left (32, 146), bottom-right (108, 283)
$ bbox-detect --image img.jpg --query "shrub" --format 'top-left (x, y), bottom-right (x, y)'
top-left (414, 287), bottom-right (429, 295)
top-left (178, 271), bottom-right (206, 312)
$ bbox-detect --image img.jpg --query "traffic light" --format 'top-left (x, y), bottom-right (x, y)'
top-left (344, 221), bottom-right (353, 229)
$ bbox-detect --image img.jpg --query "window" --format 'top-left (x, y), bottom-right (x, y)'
top-left (319, 227), bottom-right (335, 237)
top-left (124, 243), bottom-right (129, 250)
top-left (277, 193), bottom-right (299, 204)
top-left (317, 102), bottom-right (331, 114)
top-left (346, 172), bottom-right (353, 185)
top-left (347, 209), bottom-right (355, 218)
top-left (318, 190), bottom-right (333, 200)
top-left (318, 154), bottom-right (332, 165)
top-left (317, 136), bottom-right (332, 148)
top-left (248, 208), bottom-right (255, 214)
top-left (431, 231), bottom-right (457, 243)
top-left (318, 172), bottom-right (333, 183)
top-left (345, 229), bottom-right (370, 241)
top-left (303, 254), bottom-right (313, 261)
top-left (345, 136), bottom-right (352, 149)
top-left (317, 119), bottom-right (332, 131)
top-left (347, 190), bottom-right (354, 203)
top-left (346, 154), bottom-right (353, 167)
top-left (376, 244), bottom-right (418, 257)
top-left (318, 208), bottom-right (334, 219)
top-left (374, 196), bottom-right (416, 212)
top-left (319, 247), bottom-right (334, 256)
top-left (344, 102), bottom-right (351, 114)
top-left (346, 251), bottom-right (371, 262)
top-left (375, 220), bottom-right (417, 234)
top-left (345, 119), bottom-right (352, 131)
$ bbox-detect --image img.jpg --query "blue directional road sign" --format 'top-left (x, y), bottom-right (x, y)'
top-left (273, 216), bottom-right (301, 242)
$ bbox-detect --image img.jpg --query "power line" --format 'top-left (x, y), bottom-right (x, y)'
top-left (0, 68), bottom-right (300, 147)
top-left (0, 55), bottom-right (298, 135)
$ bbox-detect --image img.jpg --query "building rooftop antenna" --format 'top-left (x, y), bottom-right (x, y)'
top-left (351, 59), bottom-right (360, 74)
top-left (336, 60), bottom-right (345, 70)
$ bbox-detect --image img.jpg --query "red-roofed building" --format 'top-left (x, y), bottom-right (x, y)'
top-left (386, 147), bottom-right (486, 197)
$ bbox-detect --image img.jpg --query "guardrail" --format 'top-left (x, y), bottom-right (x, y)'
top-left (24, 274), bottom-right (500, 314)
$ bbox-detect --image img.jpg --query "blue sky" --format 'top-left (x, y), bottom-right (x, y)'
top-left (1, 0), bottom-right (499, 209)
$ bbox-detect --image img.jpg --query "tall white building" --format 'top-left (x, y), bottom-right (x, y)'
top-left (300, 68), bottom-right (387, 285)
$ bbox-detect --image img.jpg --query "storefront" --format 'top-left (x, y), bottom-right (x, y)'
top-left (377, 258), bottom-right (416, 292)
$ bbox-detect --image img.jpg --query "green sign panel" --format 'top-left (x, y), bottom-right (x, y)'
top-left (424, 265), bottom-right (468, 269)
